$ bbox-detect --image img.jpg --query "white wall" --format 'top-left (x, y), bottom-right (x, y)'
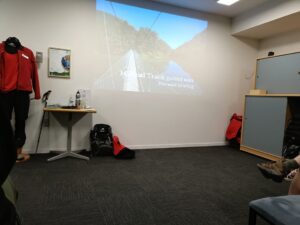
top-left (258, 30), bottom-right (300, 57)
top-left (232, 0), bottom-right (300, 35)
top-left (0, 0), bottom-right (258, 153)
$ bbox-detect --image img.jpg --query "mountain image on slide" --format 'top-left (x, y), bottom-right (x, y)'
top-left (171, 31), bottom-right (208, 83)
top-left (94, 1), bottom-right (207, 94)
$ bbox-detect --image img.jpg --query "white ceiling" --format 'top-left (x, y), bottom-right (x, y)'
top-left (151, 0), bottom-right (276, 18)
top-left (235, 11), bottom-right (300, 39)
top-left (150, 0), bottom-right (300, 39)
top-left (112, 0), bottom-right (299, 39)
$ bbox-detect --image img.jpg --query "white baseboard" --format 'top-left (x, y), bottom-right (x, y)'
top-left (127, 142), bottom-right (227, 150)
top-left (26, 142), bottom-right (227, 153)
top-left (25, 146), bottom-right (88, 154)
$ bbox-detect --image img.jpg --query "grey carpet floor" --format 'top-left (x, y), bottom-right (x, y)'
top-left (11, 146), bottom-right (289, 225)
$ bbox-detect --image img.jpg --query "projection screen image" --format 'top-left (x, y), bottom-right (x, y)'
top-left (95, 0), bottom-right (208, 95)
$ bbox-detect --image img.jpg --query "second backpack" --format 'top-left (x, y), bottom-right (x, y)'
top-left (90, 124), bottom-right (114, 156)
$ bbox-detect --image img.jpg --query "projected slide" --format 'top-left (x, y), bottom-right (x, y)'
top-left (95, 0), bottom-right (208, 95)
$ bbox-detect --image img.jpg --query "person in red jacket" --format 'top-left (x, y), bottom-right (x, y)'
top-left (0, 37), bottom-right (41, 162)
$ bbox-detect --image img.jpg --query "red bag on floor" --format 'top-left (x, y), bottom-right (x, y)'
top-left (225, 113), bottom-right (242, 143)
top-left (113, 136), bottom-right (125, 156)
top-left (113, 136), bottom-right (135, 159)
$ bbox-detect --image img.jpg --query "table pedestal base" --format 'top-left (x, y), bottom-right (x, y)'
top-left (47, 151), bottom-right (89, 161)
top-left (46, 111), bottom-right (90, 162)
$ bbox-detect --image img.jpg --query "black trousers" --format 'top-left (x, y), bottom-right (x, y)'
top-left (0, 90), bottom-right (30, 148)
top-left (0, 92), bottom-right (18, 225)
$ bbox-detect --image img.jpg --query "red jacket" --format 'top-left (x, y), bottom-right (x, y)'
top-left (113, 135), bottom-right (125, 156)
top-left (225, 113), bottom-right (242, 142)
top-left (0, 43), bottom-right (41, 99)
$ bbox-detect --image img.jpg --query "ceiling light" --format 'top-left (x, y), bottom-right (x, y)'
top-left (217, 0), bottom-right (239, 6)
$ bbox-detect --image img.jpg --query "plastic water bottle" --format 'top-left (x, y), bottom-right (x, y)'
top-left (80, 90), bottom-right (86, 108)
top-left (75, 90), bottom-right (81, 108)
top-left (69, 96), bottom-right (74, 107)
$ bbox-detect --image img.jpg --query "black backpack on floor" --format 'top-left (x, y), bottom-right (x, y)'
top-left (90, 124), bottom-right (114, 156)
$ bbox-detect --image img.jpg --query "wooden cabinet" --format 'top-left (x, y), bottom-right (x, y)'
top-left (241, 96), bottom-right (288, 161)
top-left (256, 52), bottom-right (300, 94)
top-left (240, 52), bottom-right (300, 160)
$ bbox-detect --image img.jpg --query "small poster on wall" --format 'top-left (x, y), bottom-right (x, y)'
top-left (48, 47), bottom-right (71, 78)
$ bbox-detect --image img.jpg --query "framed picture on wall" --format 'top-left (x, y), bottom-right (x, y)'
top-left (48, 47), bottom-right (71, 78)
